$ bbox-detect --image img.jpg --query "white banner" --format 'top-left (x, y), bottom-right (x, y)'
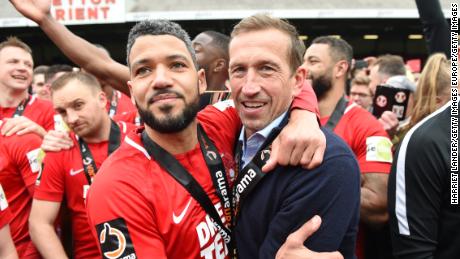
top-left (50, 0), bottom-right (125, 24)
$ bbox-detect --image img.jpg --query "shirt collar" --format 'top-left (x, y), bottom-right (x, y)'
top-left (238, 111), bottom-right (287, 151)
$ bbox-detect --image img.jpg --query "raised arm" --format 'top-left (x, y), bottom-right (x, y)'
top-left (9, 0), bottom-right (130, 95)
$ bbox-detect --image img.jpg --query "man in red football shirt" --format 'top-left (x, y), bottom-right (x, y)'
top-left (30, 72), bottom-right (135, 259)
top-left (0, 37), bottom-right (55, 137)
top-left (303, 36), bottom-right (393, 259)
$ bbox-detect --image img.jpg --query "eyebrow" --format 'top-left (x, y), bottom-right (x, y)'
top-left (54, 98), bottom-right (83, 110)
top-left (131, 54), bottom-right (191, 68)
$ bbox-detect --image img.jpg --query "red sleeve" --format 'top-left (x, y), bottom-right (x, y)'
top-left (34, 151), bottom-right (65, 202)
top-left (352, 110), bottom-right (392, 174)
top-left (197, 101), bottom-right (241, 152)
top-left (13, 135), bottom-right (42, 196)
top-left (33, 99), bottom-right (56, 131)
top-left (86, 162), bottom-right (168, 258)
top-left (291, 81), bottom-right (320, 118)
top-left (0, 184), bottom-right (12, 228)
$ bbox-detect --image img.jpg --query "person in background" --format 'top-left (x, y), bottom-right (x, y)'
top-left (388, 101), bottom-right (455, 258)
top-left (349, 76), bottom-right (373, 111)
top-left (29, 72), bottom-right (136, 259)
top-left (0, 36), bottom-right (55, 138)
top-left (303, 36), bottom-right (393, 259)
top-left (31, 65), bottom-right (49, 100)
top-left (368, 54), bottom-right (407, 136)
top-left (192, 31), bottom-right (232, 110)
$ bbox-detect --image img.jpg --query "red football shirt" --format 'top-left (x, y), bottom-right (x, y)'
top-left (34, 121), bottom-right (135, 259)
top-left (105, 90), bottom-right (136, 118)
top-left (320, 102), bottom-right (392, 174)
top-left (0, 95), bottom-right (55, 131)
top-left (0, 132), bottom-right (43, 258)
top-left (86, 105), bottom-right (240, 259)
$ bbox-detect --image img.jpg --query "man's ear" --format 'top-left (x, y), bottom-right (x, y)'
top-left (335, 60), bottom-right (349, 78)
top-left (98, 91), bottom-right (108, 108)
top-left (197, 69), bottom-right (208, 94)
top-left (213, 58), bottom-right (227, 73)
top-left (292, 66), bottom-right (307, 96)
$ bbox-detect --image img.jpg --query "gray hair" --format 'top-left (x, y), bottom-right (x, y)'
top-left (126, 20), bottom-right (198, 70)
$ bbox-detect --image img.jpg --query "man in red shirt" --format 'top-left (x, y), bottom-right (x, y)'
top-left (303, 36), bottom-right (393, 259)
top-left (0, 37), bottom-right (55, 137)
top-left (0, 121), bottom-right (43, 258)
top-left (30, 72), bottom-right (135, 259)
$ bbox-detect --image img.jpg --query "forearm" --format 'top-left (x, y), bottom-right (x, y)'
top-left (37, 14), bottom-right (130, 94)
top-left (0, 225), bottom-right (18, 259)
top-left (360, 187), bottom-right (388, 226)
top-left (30, 221), bottom-right (68, 259)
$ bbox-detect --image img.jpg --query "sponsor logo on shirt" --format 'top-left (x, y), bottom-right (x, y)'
top-left (195, 201), bottom-right (228, 258)
top-left (26, 148), bottom-right (44, 173)
top-left (0, 184), bottom-right (8, 211)
top-left (172, 198), bottom-right (192, 224)
top-left (70, 168), bottom-right (84, 176)
top-left (366, 136), bottom-right (393, 163)
top-left (96, 218), bottom-right (136, 259)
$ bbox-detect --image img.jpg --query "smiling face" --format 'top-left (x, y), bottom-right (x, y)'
top-left (229, 29), bottom-right (304, 136)
top-left (127, 35), bottom-right (206, 133)
top-left (0, 46), bottom-right (33, 93)
top-left (52, 79), bottom-right (107, 139)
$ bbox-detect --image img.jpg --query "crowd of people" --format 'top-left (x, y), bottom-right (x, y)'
top-left (0, 0), bottom-right (456, 258)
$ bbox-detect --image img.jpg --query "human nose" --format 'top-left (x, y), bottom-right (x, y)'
top-left (152, 65), bottom-right (173, 89)
top-left (66, 109), bottom-right (79, 124)
top-left (241, 69), bottom-right (261, 97)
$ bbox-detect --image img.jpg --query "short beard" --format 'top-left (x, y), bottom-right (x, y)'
top-left (136, 91), bottom-right (200, 134)
top-left (311, 74), bottom-right (333, 100)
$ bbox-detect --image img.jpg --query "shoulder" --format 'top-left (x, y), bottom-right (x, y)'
top-left (29, 96), bottom-right (54, 109)
top-left (116, 121), bottom-right (138, 136)
top-left (93, 131), bottom-right (150, 188)
top-left (397, 103), bottom-right (450, 170)
top-left (322, 128), bottom-right (357, 160)
top-left (0, 134), bottom-right (42, 165)
top-left (344, 104), bottom-right (386, 133)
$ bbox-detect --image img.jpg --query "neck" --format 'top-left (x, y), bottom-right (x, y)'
top-left (207, 74), bottom-right (228, 91)
top-left (82, 115), bottom-right (112, 143)
top-left (144, 120), bottom-right (198, 155)
top-left (0, 86), bottom-right (28, 108)
top-left (318, 81), bottom-right (345, 118)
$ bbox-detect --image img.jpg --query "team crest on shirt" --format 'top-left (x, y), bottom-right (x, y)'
top-left (0, 184), bottom-right (8, 211)
top-left (96, 218), bottom-right (136, 259)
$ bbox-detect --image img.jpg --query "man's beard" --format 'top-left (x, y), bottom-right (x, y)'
top-left (136, 89), bottom-right (200, 134)
top-left (311, 73), bottom-right (333, 100)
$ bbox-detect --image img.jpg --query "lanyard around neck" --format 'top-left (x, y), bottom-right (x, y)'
top-left (77, 120), bottom-right (121, 185)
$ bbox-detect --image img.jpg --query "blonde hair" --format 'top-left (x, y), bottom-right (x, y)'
top-left (408, 53), bottom-right (450, 129)
top-left (0, 36), bottom-right (32, 54)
